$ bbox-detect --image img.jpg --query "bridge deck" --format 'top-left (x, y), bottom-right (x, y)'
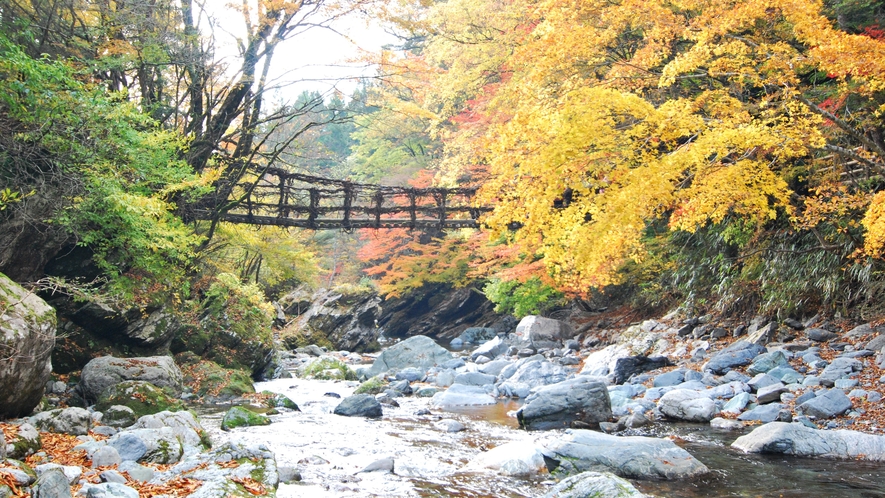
top-left (191, 168), bottom-right (489, 230)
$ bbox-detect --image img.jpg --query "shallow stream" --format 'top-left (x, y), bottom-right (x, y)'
top-left (200, 378), bottom-right (885, 497)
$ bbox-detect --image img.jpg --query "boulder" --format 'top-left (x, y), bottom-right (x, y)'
top-left (470, 336), bottom-right (509, 361)
top-left (541, 471), bottom-right (646, 498)
top-left (94, 381), bottom-right (186, 419)
top-left (453, 372), bottom-right (496, 386)
top-left (612, 355), bottom-right (673, 385)
top-left (747, 351), bottom-right (789, 375)
top-left (805, 328), bottom-right (839, 343)
top-left (282, 288), bottom-right (382, 352)
top-left (657, 389), bottom-right (718, 422)
top-left (580, 345), bottom-right (630, 376)
top-left (101, 406), bottom-right (137, 429)
top-left (0, 273), bottom-right (56, 418)
top-left (333, 394), bottom-right (383, 418)
top-left (221, 406), bottom-right (271, 431)
top-left (516, 376), bottom-right (612, 430)
top-left (653, 370), bottom-right (685, 387)
top-left (513, 316), bottom-right (574, 349)
top-left (498, 357), bottom-right (571, 397)
top-left (81, 483), bottom-right (138, 498)
top-left (29, 407), bottom-right (91, 436)
top-left (755, 383), bottom-right (788, 404)
top-left (7, 423), bottom-right (41, 460)
top-left (79, 356), bottom-right (183, 403)
top-left (377, 283), bottom-right (505, 342)
top-left (466, 441), bottom-right (547, 476)
top-left (431, 384), bottom-right (497, 407)
top-left (363, 336), bottom-right (452, 378)
top-left (819, 357), bottom-right (863, 387)
top-left (33, 467), bottom-right (71, 498)
top-left (703, 341), bottom-right (764, 374)
top-left (542, 430), bottom-right (708, 480)
top-left (798, 389), bottom-right (852, 419)
top-left (733, 422), bottom-right (885, 460)
top-left (737, 404), bottom-right (787, 423)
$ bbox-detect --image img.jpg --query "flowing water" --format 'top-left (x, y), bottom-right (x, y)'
top-left (199, 377), bottom-right (885, 497)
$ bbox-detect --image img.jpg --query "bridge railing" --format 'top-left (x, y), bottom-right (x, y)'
top-left (193, 168), bottom-right (491, 230)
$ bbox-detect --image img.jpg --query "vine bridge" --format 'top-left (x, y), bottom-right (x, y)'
top-left (189, 168), bottom-right (491, 230)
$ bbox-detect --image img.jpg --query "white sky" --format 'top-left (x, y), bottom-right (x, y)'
top-left (203, 0), bottom-right (398, 102)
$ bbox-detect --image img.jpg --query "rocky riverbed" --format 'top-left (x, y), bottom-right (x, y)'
top-left (9, 309), bottom-right (885, 497)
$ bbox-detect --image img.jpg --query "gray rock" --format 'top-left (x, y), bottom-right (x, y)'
top-left (433, 419), bottom-right (465, 432)
top-left (703, 341), bottom-right (764, 374)
top-left (478, 359), bottom-right (511, 377)
top-left (395, 367), bottom-right (425, 382)
top-left (389, 379), bottom-right (412, 395)
top-left (747, 351), bottom-right (789, 375)
top-left (756, 383), bottom-right (788, 404)
top-left (363, 336), bottom-right (452, 378)
top-left (498, 357), bottom-right (570, 397)
top-left (29, 407), bottom-right (92, 435)
top-left (278, 465), bottom-right (301, 483)
top-left (1, 468), bottom-right (33, 486)
top-left (91, 446), bottom-right (122, 468)
top-left (767, 366), bottom-right (803, 385)
top-left (435, 369), bottom-right (456, 387)
top-left (541, 471), bottom-right (646, 498)
top-left (653, 370), bottom-right (685, 387)
top-left (33, 467), bottom-right (71, 498)
top-left (117, 461), bottom-right (153, 483)
top-left (357, 457), bottom-right (395, 473)
top-left (806, 328), bottom-right (839, 343)
top-left (795, 389), bottom-right (816, 405)
top-left (542, 430), bottom-right (708, 479)
top-left (865, 334), bottom-right (885, 352)
top-left (819, 357), bottom-right (863, 387)
top-left (612, 355), bottom-right (672, 385)
top-left (470, 335), bottom-right (509, 361)
top-left (79, 356), bottom-right (183, 403)
top-left (738, 403), bottom-right (785, 423)
top-left (107, 428), bottom-right (187, 464)
top-left (513, 315), bottom-right (574, 349)
top-left (34, 464), bottom-right (80, 485)
top-left (657, 389), bottom-right (718, 422)
top-left (102, 406), bottom-right (137, 429)
top-left (458, 327), bottom-right (497, 344)
top-left (517, 376), bottom-right (612, 430)
top-left (798, 389), bottom-right (852, 419)
top-left (431, 384), bottom-right (496, 407)
top-left (6, 423), bottom-right (40, 459)
top-left (82, 482), bottom-right (138, 498)
top-left (733, 421), bottom-right (885, 460)
top-left (453, 372), bottom-right (496, 387)
top-left (0, 273), bottom-right (56, 418)
top-left (333, 394), bottom-right (383, 418)
top-left (99, 470), bottom-right (127, 484)
top-left (721, 392), bottom-right (752, 414)
top-left (710, 417), bottom-right (744, 430)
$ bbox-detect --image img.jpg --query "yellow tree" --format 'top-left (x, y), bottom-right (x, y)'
top-left (393, 0), bottom-right (885, 298)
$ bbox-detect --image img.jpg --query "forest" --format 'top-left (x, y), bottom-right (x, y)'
top-left (2, 0), bottom-right (885, 333)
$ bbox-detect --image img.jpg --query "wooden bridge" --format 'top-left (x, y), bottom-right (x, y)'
top-left (188, 168), bottom-right (491, 230)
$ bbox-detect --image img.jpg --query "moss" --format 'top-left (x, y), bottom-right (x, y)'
top-left (297, 357), bottom-right (356, 381)
top-left (198, 428), bottom-right (213, 450)
top-left (180, 360), bottom-right (255, 400)
top-left (221, 406), bottom-right (271, 431)
top-left (259, 390), bottom-right (299, 411)
top-left (354, 376), bottom-right (387, 395)
top-left (280, 327), bottom-right (335, 351)
top-left (95, 380), bottom-right (186, 418)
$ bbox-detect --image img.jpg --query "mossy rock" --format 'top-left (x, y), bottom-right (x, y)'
top-left (7, 425), bottom-right (41, 460)
top-left (221, 406), bottom-right (271, 431)
top-left (259, 390), bottom-right (299, 411)
top-left (181, 360), bottom-right (255, 402)
top-left (94, 380), bottom-right (186, 419)
top-left (297, 357), bottom-right (356, 381)
top-left (354, 376), bottom-right (387, 395)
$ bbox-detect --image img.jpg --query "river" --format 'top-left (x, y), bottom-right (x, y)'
top-left (199, 377), bottom-right (885, 497)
